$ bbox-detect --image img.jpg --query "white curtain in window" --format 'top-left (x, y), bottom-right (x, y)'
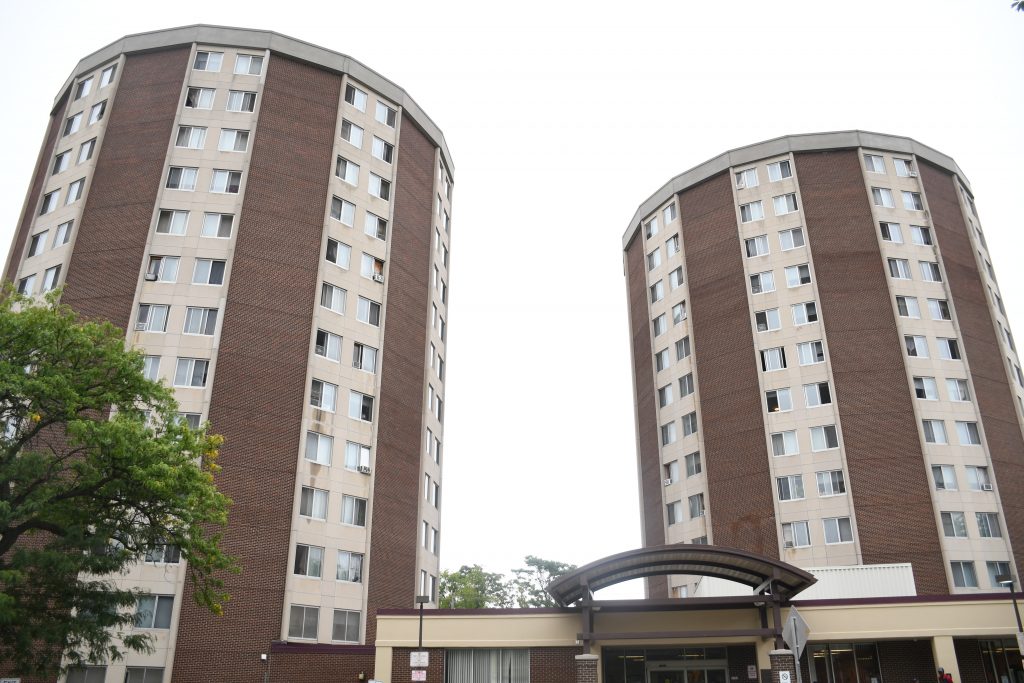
top-left (446, 649), bottom-right (529, 683)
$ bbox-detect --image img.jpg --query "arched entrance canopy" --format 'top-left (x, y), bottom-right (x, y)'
top-left (546, 544), bottom-right (816, 606)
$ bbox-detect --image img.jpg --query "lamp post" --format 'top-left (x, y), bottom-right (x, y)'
top-left (415, 594), bottom-right (430, 649)
top-left (995, 573), bottom-right (1024, 667)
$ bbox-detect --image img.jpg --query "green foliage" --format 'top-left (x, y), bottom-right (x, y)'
top-left (1014, 1), bottom-right (1024, 11)
top-left (438, 556), bottom-right (577, 609)
top-left (0, 291), bottom-right (234, 678)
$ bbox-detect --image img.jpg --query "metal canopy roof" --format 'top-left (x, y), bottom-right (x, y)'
top-left (546, 544), bottom-right (817, 606)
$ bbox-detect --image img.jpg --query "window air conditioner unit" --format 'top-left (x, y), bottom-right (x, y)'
top-left (352, 361), bottom-right (362, 369)
top-left (134, 322), bottom-right (147, 331)
top-left (144, 273), bottom-right (158, 281)
top-left (373, 273), bottom-right (385, 283)
top-left (982, 483), bottom-right (993, 491)
top-left (663, 478), bottom-right (673, 486)
top-left (783, 541), bottom-right (794, 549)
top-left (357, 465), bottom-right (371, 475)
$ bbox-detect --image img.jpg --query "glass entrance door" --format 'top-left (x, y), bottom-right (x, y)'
top-left (648, 667), bottom-right (728, 683)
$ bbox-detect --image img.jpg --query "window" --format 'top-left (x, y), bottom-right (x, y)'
top-left (951, 561), bottom-right (978, 588)
top-left (871, 187), bottom-right (895, 208)
top-left (210, 169), bottom-right (241, 194)
top-left (783, 265), bottom-right (810, 289)
top-left (314, 329), bottom-right (341, 361)
top-left (767, 160), bottom-right (792, 182)
top-left (179, 413), bottom-right (201, 430)
top-left (349, 391), bottom-right (374, 422)
top-left (184, 87), bottom-right (215, 109)
top-left (27, 231), bottom-right (47, 257)
top-left (941, 512), bottom-right (968, 538)
top-left (966, 466), bottom-right (992, 492)
top-left (666, 501), bottom-right (682, 525)
top-left (17, 274), bottom-right (35, 296)
top-left (816, 470), bottom-right (846, 497)
top-left (173, 358), bottom-right (209, 388)
top-left (345, 441), bottom-right (371, 470)
top-left (156, 209), bottom-right (189, 235)
top-left (663, 204), bottom-right (678, 224)
top-left (166, 166), bottom-right (198, 190)
top-left (345, 84), bottom-right (367, 111)
top-left (52, 149), bottom-right (70, 175)
top-left (666, 234), bottom-right (681, 257)
top-left (810, 424), bottom-right (839, 451)
top-left (792, 302), bottom-right (818, 325)
top-left (369, 173), bottom-right (391, 200)
top-left (679, 373), bottom-right (694, 398)
top-left (896, 295), bottom-right (920, 318)
top-left (755, 308), bottom-right (781, 332)
top-left (669, 266), bottom-right (684, 290)
top-left (740, 201), bottom-right (764, 223)
top-left (684, 451), bottom-right (701, 477)
top-left (920, 260), bottom-right (942, 282)
top-left (913, 376), bottom-right (938, 400)
top-left (202, 212), bottom-right (233, 238)
top-left (141, 356), bottom-right (161, 382)
top-left (766, 388), bottom-right (792, 413)
top-left (305, 431), bottom-right (332, 465)
top-left (88, 101), bottom-right (106, 125)
top-left (902, 191), bottom-right (924, 211)
top-left (771, 430), bottom-right (798, 456)
top-left (956, 421), bottom-right (981, 446)
top-left (77, 138), bottom-right (96, 164)
top-left (977, 512), bottom-right (1001, 538)
top-left (946, 378), bottom-right (970, 401)
top-left (782, 521), bottom-right (810, 548)
top-left (688, 493), bottom-right (705, 518)
top-left (341, 494), bottom-right (367, 526)
top-left (779, 227), bottom-right (804, 250)
top-left (300, 486), bottom-right (328, 520)
top-left (932, 465), bottom-right (957, 491)
top-left (100, 64), bottom-right (117, 87)
top-left (904, 335), bottom-right (928, 358)
top-left (894, 158), bottom-right (916, 177)
top-left (310, 379), bottom-right (338, 412)
top-left (234, 54), bottom-right (263, 75)
top-left (193, 51), bottom-right (223, 71)
top-left (341, 119), bottom-right (364, 147)
top-left (326, 238), bottom-right (352, 269)
top-left (750, 271), bottom-right (775, 294)
top-left (293, 544), bottom-right (324, 578)
top-left (372, 136), bottom-right (394, 163)
top-left (937, 338), bottom-right (961, 360)
top-left (40, 266), bottom-right (61, 293)
top-left (735, 168), bottom-right (758, 189)
top-left (365, 212), bottom-right (388, 240)
top-left (682, 411), bottom-right (698, 436)
top-left (888, 258), bottom-right (911, 280)
top-left (879, 221), bottom-right (903, 243)
top-left (655, 348), bottom-right (670, 372)
top-left (652, 314), bottom-right (667, 337)
top-left (146, 255), bottom-right (179, 282)
top-left (66, 178), bottom-right (85, 204)
top-left (987, 561), bottom-right (1012, 589)
top-left (136, 304), bottom-right (168, 332)
top-left (650, 281), bottom-right (664, 303)
top-left (74, 77), bottom-right (93, 100)
top-left (744, 235), bottom-right (769, 257)
top-left (777, 475), bottom-right (804, 501)
top-left (658, 384), bottom-right (674, 408)
top-left (226, 90), bottom-right (257, 112)
top-left (375, 100), bottom-right (398, 127)
top-left (803, 382), bottom-right (831, 407)
top-left (911, 225), bottom-right (933, 246)
top-left (192, 259), bottom-right (226, 285)
top-left (672, 301), bottom-right (687, 325)
top-left (39, 190), bottom-right (59, 215)
top-left (183, 307), bottom-right (218, 335)
top-left (676, 336), bottom-right (691, 360)
top-left (356, 297), bottom-right (381, 326)
top-left (864, 154), bottom-right (885, 173)
top-left (647, 248), bottom-right (662, 270)
top-left (336, 553), bottom-right (364, 584)
top-left (823, 517), bottom-right (853, 544)
top-left (218, 128), bottom-right (249, 152)
top-left (761, 347), bottom-right (787, 372)
top-left (54, 220), bottom-right (73, 247)
top-left (773, 193), bottom-right (798, 215)
top-left (661, 422), bottom-right (677, 446)
top-left (134, 595), bottom-right (173, 629)
top-left (923, 419), bottom-right (948, 444)
top-left (63, 112), bottom-right (83, 137)
top-left (288, 605), bottom-right (319, 639)
top-left (352, 343), bottom-right (378, 373)
top-left (143, 542), bottom-right (180, 564)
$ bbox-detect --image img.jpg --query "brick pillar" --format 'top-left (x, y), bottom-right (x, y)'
top-left (769, 649), bottom-right (796, 683)
top-left (575, 654), bottom-right (598, 683)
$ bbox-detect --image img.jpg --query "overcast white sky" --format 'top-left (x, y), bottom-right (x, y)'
top-left (2, 1), bottom-right (1022, 599)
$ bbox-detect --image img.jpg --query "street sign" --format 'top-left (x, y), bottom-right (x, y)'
top-left (782, 607), bottom-right (810, 659)
top-left (412, 671), bottom-right (427, 681)
top-left (411, 650), bottom-right (429, 667)
top-left (1, 678), bottom-right (22, 683)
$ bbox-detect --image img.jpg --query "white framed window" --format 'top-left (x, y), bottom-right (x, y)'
top-left (864, 154), bottom-right (885, 173)
top-left (100, 64), bottom-right (117, 87)
top-left (773, 193), bottom-right (798, 215)
top-left (750, 271), bottom-right (775, 294)
top-left (682, 411), bottom-right (698, 436)
top-left (136, 304), bottom-right (168, 332)
top-left (792, 301), bottom-right (818, 326)
top-left (902, 191), bottom-right (924, 211)
top-left (349, 391), bottom-right (374, 422)
top-left (87, 101), bottom-right (106, 125)
top-left (365, 212), bottom-right (387, 240)
top-left (335, 553), bottom-right (364, 584)
top-left (888, 258), bottom-right (911, 280)
top-left (352, 343), bottom-right (378, 373)
top-left (17, 275), bottom-right (36, 296)
top-left (666, 234), bottom-right (681, 256)
top-left (345, 441), bottom-right (371, 470)
top-left (894, 158), bottom-right (916, 177)
top-left (210, 169), bottom-right (241, 194)
top-left (977, 512), bottom-right (1001, 538)
top-left (782, 521), bottom-right (810, 548)
top-left (234, 54), bottom-right (263, 75)
top-left (988, 562), bottom-right (1012, 589)
top-left (766, 388), bottom-right (792, 413)
top-left (761, 347), bottom-right (787, 372)
top-left (672, 301), bottom-right (687, 325)
top-left (797, 340), bottom-right (825, 365)
top-left (369, 173), bottom-right (391, 200)
top-left (946, 378), bottom-right (970, 402)
top-left (685, 452), bottom-right (701, 477)
top-left (658, 384), bottom-right (674, 408)
top-left (356, 297), bottom-right (381, 326)
top-left (293, 544), bottom-right (324, 577)
top-left (156, 209), bottom-right (189, 235)
top-left (647, 248), bottom-right (662, 270)
top-left (755, 308), bottom-right (781, 332)
top-left (345, 84), bottom-right (367, 111)
top-left (299, 486), bottom-right (328, 520)
top-left (923, 419), bottom-right (948, 444)
top-left (676, 336), bottom-right (691, 360)
top-left (771, 430), bottom-right (798, 456)
top-left (375, 101), bottom-right (397, 127)
top-left (142, 355), bottom-right (161, 382)
top-left (664, 461), bottom-right (680, 484)
top-left (650, 281), bottom-right (664, 303)
top-left (27, 231), bottom-right (48, 257)
top-left (816, 470), bottom-right (846, 497)
top-left (173, 358), bottom-right (209, 388)
top-left (735, 168), bottom-right (758, 189)
top-left (664, 204), bottom-right (677, 223)
top-left (669, 266), bottom-right (684, 290)
top-left (218, 129), bottom-right (249, 152)
top-left (66, 178), bottom-right (85, 204)
top-left (310, 379), bottom-right (338, 412)
top-left (951, 561), bottom-right (978, 588)
top-left (777, 475), bottom-right (804, 501)
top-left (372, 137), bottom-right (394, 163)
top-left (314, 329), bottom-right (342, 361)
top-left (202, 212), bottom-right (233, 238)
top-left (652, 314), bottom-right (667, 337)
top-left (305, 431), bottom-right (332, 465)
top-left (166, 166), bottom-right (198, 190)
top-left (679, 373), bottom-right (694, 398)
top-left (192, 259), bottom-right (226, 285)
top-left (41, 265), bottom-right (61, 293)
top-left (326, 238), bottom-right (352, 269)
top-left (872, 187), bottom-right (895, 208)
top-left (52, 149), bottom-right (70, 175)
top-left (955, 421), bottom-right (981, 446)
top-left (341, 119), bottom-right (364, 148)
top-left (823, 517), bottom-right (853, 544)
top-left (932, 464), bottom-right (957, 491)
top-left (784, 264), bottom-right (811, 288)
top-left (54, 220), bottom-right (73, 247)
top-left (287, 605), bottom-right (319, 640)
top-left (184, 87), bottom-right (215, 109)
top-left (803, 382), bottom-right (831, 407)
top-left (740, 201), bottom-right (764, 223)
top-left (193, 51), bottom-right (223, 71)
top-left (175, 125), bottom-right (206, 149)
top-left (920, 261), bottom-right (942, 282)
top-left (937, 338), bottom-right (961, 360)
top-left (966, 466), bottom-right (991, 491)
top-left (39, 190), bottom-right (59, 215)
top-left (77, 138), bottom-right (97, 164)
top-left (661, 422), bottom-right (677, 446)
top-left (904, 335), bottom-right (929, 358)
top-left (134, 595), bottom-right (173, 629)
top-left (335, 156), bottom-right (359, 185)
top-left (810, 424), bottom-right (839, 451)
top-left (226, 90), bottom-right (257, 112)
top-left (896, 295), bottom-right (920, 318)
top-left (779, 227), bottom-right (804, 251)
top-left (688, 493), bottom-right (705, 518)
top-left (74, 77), bottom-right (93, 100)
top-left (941, 511), bottom-right (968, 538)
top-left (63, 112), bottom-right (83, 137)
top-left (744, 235), bottom-right (769, 257)
top-left (146, 255), bottom-right (179, 282)
top-left (341, 495), bottom-right (367, 526)
top-left (913, 376), bottom-right (938, 400)
top-left (879, 221), bottom-right (903, 243)
top-left (911, 225), bottom-right (933, 246)
top-left (655, 348), bottom-right (670, 372)
top-left (183, 307), bottom-right (218, 335)
top-left (768, 160), bottom-right (792, 182)
top-left (667, 500), bottom-right (682, 525)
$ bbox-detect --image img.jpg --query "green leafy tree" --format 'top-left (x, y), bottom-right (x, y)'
top-left (0, 292), bottom-right (234, 678)
top-left (1014, 1), bottom-right (1024, 11)
top-left (438, 565), bottom-right (512, 608)
top-left (510, 556), bottom-right (577, 608)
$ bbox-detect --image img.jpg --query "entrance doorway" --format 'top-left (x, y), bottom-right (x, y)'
top-left (646, 664), bottom-right (728, 683)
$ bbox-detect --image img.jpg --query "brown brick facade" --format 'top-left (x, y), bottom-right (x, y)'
top-left (625, 235), bottom-right (668, 599)
top-left (795, 150), bottom-right (948, 594)
top-left (171, 55), bottom-right (342, 682)
top-left (953, 638), bottom-right (988, 683)
top-left (392, 647), bottom-right (445, 683)
top-left (364, 117), bottom-right (437, 640)
top-left (877, 639), bottom-right (936, 683)
top-left (680, 173), bottom-right (779, 556)
top-left (530, 646), bottom-right (583, 683)
top-left (269, 643), bottom-right (375, 683)
top-left (60, 48), bottom-right (189, 329)
top-left (919, 161), bottom-right (1024, 585)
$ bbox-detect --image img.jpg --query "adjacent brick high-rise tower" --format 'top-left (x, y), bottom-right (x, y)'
top-left (5, 25), bottom-right (452, 683)
top-left (623, 131), bottom-right (1022, 600)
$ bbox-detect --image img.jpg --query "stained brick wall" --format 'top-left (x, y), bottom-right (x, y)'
top-left (364, 116), bottom-right (437, 641)
top-left (270, 643), bottom-right (375, 683)
top-left (727, 644), bottom-right (758, 683)
top-left (171, 55), bottom-right (342, 682)
top-left (392, 647), bottom-right (445, 683)
top-left (953, 638), bottom-right (987, 683)
top-left (530, 646), bottom-right (582, 682)
top-left (919, 161), bottom-right (1024, 585)
top-left (795, 150), bottom-right (947, 594)
top-left (877, 639), bottom-right (936, 683)
top-left (625, 235), bottom-right (668, 599)
top-left (680, 173), bottom-right (778, 556)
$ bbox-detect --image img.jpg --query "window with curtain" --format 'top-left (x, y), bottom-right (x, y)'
top-left (445, 649), bottom-right (530, 683)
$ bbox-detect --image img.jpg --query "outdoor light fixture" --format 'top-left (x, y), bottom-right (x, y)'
top-left (995, 574), bottom-right (1024, 634)
top-left (415, 595), bottom-right (431, 651)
